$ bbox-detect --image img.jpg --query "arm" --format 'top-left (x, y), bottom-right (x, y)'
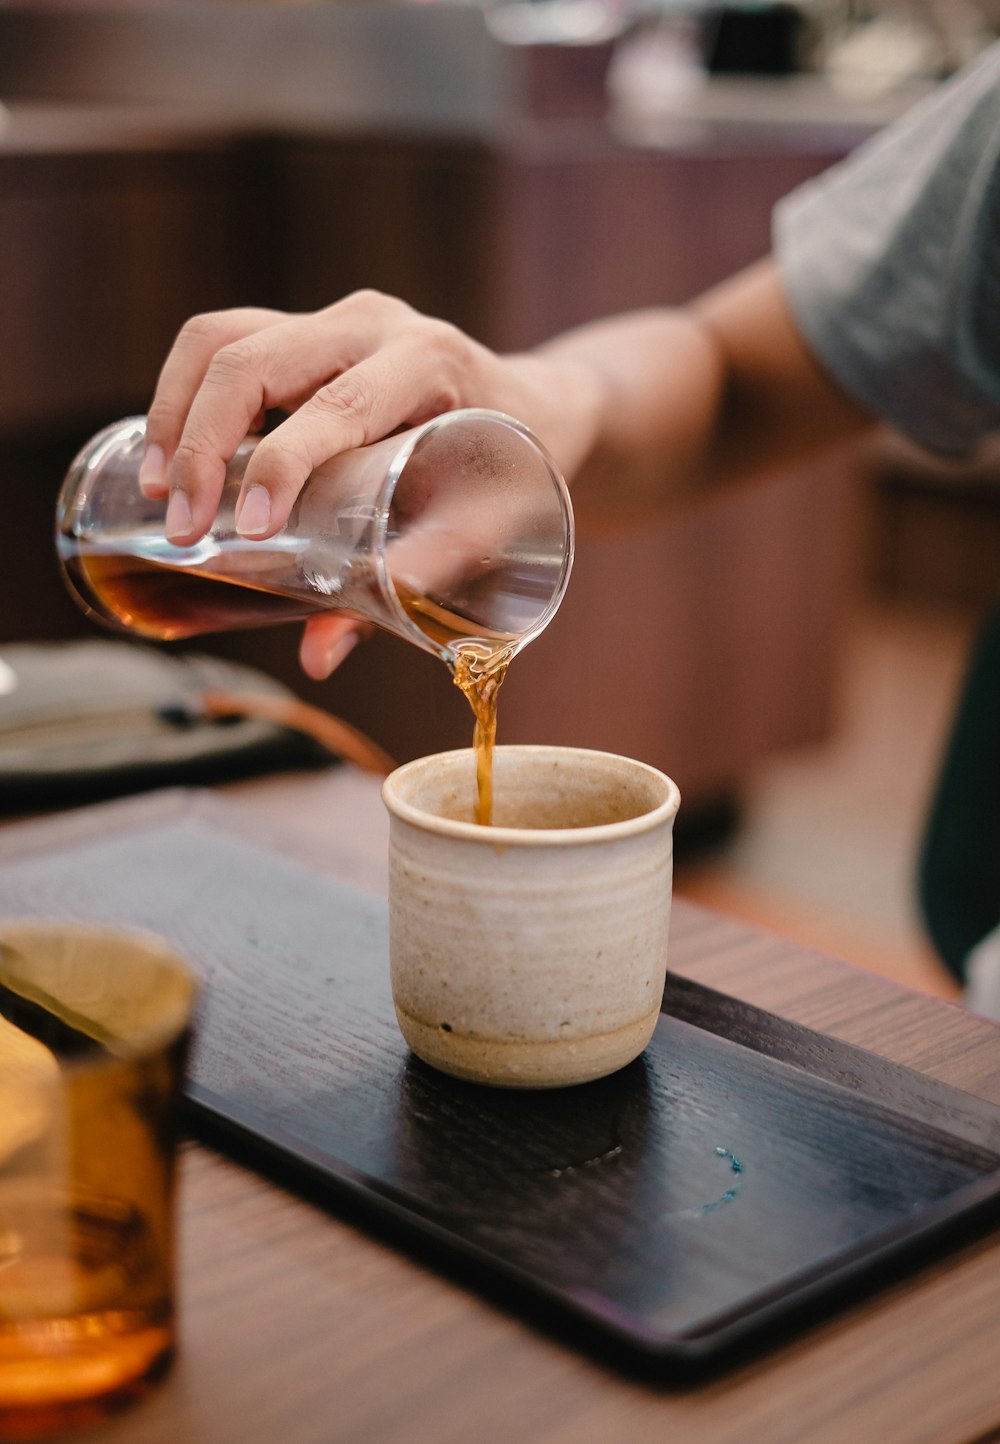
top-left (534, 257), bottom-right (877, 528)
top-left (140, 260), bottom-right (876, 674)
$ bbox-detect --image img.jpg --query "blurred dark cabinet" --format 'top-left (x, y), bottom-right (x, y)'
top-left (0, 138), bottom-right (253, 643)
top-left (0, 145), bottom-right (250, 430)
top-left (0, 125), bottom-right (845, 422)
top-left (272, 138), bottom-right (497, 341)
top-left (274, 132), bottom-right (843, 345)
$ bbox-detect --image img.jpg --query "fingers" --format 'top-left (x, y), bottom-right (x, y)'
top-left (144, 292), bottom-right (480, 545)
top-left (159, 309), bottom-right (358, 543)
top-left (141, 308), bottom-right (287, 501)
top-left (299, 616), bottom-right (369, 680)
top-left (234, 329), bottom-right (466, 540)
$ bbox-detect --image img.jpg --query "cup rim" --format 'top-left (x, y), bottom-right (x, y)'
top-left (0, 917), bottom-right (197, 1067)
top-left (382, 744), bottom-right (681, 846)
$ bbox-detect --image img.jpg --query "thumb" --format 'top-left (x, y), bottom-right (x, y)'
top-left (299, 616), bottom-right (366, 680)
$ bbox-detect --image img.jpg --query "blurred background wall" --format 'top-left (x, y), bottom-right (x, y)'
top-left (0, 1), bottom-right (996, 833)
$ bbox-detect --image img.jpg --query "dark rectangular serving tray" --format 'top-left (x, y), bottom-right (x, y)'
top-left (2, 791), bottom-right (1000, 1373)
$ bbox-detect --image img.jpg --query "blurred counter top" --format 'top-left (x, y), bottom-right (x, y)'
top-left (0, 6), bottom-right (515, 142)
top-left (608, 71), bottom-right (934, 153)
top-left (0, 4), bottom-right (935, 156)
top-left (0, 101), bottom-right (241, 156)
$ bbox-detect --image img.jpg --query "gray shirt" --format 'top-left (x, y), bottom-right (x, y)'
top-left (774, 43), bottom-right (1000, 455)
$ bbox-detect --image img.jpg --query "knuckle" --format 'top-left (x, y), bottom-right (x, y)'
top-left (343, 287), bottom-right (408, 318)
top-left (171, 435), bottom-right (216, 472)
top-left (347, 286), bottom-right (388, 309)
top-left (145, 395), bottom-right (184, 436)
top-left (176, 310), bottom-right (228, 348)
top-left (422, 315), bottom-right (463, 350)
top-left (410, 318), bottom-right (472, 408)
top-left (325, 288), bottom-right (417, 333)
top-left (310, 373), bottom-right (374, 438)
top-left (204, 337), bottom-right (265, 389)
top-left (250, 434), bottom-right (312, 494)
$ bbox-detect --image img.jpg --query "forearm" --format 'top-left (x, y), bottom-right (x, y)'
top-left (143, 260), bottom-right (875, 550)
top-left (522, 259), bottom-right (878, 529)
top-left (526, 307), bottom-right (727, 528)
top-left (138, 263), bottom-right (879, 679)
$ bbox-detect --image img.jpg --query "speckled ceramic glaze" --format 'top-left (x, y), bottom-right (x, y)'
top-left (381, 745), bottom-right (680, 1088)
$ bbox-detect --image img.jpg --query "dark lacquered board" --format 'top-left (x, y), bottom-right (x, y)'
top-left (2, 791), bottom-right (1000, 1373)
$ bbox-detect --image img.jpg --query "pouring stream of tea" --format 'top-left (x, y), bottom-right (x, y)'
top-left (392, 585), bottom-right (513, 827)
top-left (452, 647), bottom-right (510, 827)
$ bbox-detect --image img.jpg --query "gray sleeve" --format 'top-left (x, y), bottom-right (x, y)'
top-left (774, 44), bottom-right (1000, 455)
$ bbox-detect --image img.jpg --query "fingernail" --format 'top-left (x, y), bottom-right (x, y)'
top-left (165, 489), bottom-right (194, 541)
top-left (138, 443), bottom-right (166, 496)
top-left (236, 485), bottom-right (271, 537)
top-left (324, 631), bottom-right (359, 674)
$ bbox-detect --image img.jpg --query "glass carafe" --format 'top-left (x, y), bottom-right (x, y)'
top-left (56, 409), bottom-right (575, 671)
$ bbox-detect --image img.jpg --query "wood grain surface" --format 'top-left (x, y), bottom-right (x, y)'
top-left (4, 769), bottom-right (1000, 1444)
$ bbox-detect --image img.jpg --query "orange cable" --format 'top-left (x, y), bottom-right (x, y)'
top-left (200, 689), bottom-right (397, 779)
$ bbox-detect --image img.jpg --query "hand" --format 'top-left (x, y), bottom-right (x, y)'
top-left (139, 291), bottom-right (599, 677)
top-left (298, 430), bottom-right (569, 681)
top-left (139, 290), bottom-right (561, 541)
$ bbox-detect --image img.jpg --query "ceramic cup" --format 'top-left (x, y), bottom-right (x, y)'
top-left (382, 745), bottom-right (681, 1088)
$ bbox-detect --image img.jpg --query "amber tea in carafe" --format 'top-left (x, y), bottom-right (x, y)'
top-left (61, 543), bottom-right (321, 640)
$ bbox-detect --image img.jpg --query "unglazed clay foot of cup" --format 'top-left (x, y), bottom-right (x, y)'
top-left (382, 745), bottom-right (680, 1088)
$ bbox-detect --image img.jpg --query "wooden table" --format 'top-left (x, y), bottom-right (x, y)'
top-left (38, 769), bottom-right (1000, 1444)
